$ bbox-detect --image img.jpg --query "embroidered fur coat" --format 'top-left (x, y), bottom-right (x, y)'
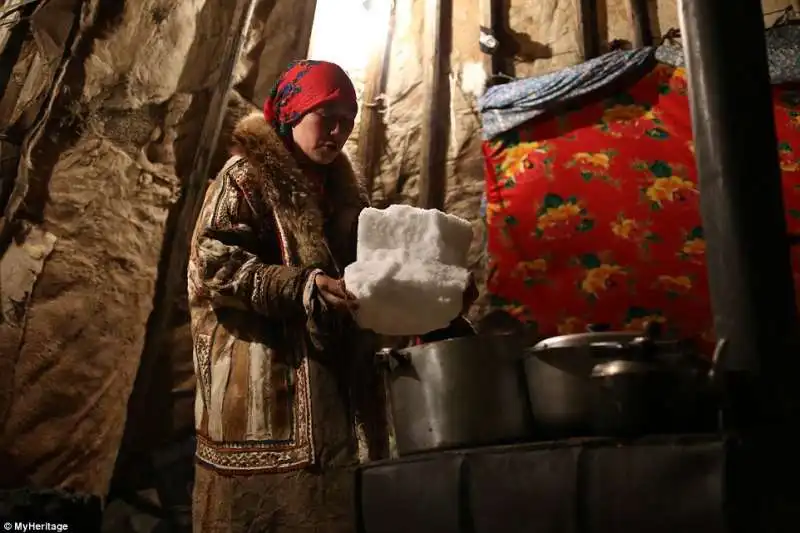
top-left (187, 112), bottom-right (387, 476)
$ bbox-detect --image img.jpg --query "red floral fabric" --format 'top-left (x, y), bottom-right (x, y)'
top-left (482, 63), bottom-right (800, 356)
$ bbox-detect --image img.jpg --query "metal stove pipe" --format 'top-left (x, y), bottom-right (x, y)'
top-left (678, 0), bottom-right (797, 385)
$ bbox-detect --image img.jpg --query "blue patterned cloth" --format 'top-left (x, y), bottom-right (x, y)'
top-left (478, 48), bottom-right (654, 140)
top-left (479, 25), bottom-right (800, 142)
top-left (655, 24), bottom-right (800, 85)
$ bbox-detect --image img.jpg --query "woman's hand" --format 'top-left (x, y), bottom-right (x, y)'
top-left (314, 273), bottom-right (359, 313)
top-left (462, 274), bottom-right (479, 315)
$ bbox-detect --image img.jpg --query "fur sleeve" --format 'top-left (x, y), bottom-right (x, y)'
top-left (189, 163), bottom-right (313, 318)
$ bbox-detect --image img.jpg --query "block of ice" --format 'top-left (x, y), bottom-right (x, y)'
top-left (342, 206), bottom-right (474, 336)
top-left (343, 259), bottom-right (470, 336)
top-left (355, 205), bottom-right (473, 266)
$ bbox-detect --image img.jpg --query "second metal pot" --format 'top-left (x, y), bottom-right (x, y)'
top-left (524, 323), bottom-right (716, 438)
top-left (524, 329), bottom-right (643, 438)
top-left (589, 329), bottom-right (720, 437)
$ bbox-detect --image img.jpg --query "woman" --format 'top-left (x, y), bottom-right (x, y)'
top-left (188, 60), bottom-right (475, 532)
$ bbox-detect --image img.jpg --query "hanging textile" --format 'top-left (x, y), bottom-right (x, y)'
top-left (481, 62), bottom-right (800, 355)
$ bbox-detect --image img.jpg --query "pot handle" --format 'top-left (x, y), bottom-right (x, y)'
top-left (630, 321), bottom-right (663, 344)
top-left (588, 341), bottom-right (626, 350)
top-left (624, 321), bottom-right (664, 360)
top-left (709, 337), bottom-right (728, 386)
top-left (376, 348), bottom-right (411, 368)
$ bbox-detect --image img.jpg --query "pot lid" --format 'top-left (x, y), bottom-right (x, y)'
top-left (532, 331), bottom-right (644, 350)
top-left (532, 321), bottom-right (686, 352)
top-left (527, 331), bottom-right (647, 376)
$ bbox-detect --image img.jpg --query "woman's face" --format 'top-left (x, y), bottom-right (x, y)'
top-left (292, 102), bottom-right (356, 165)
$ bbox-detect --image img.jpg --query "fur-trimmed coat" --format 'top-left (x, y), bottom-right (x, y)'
top-left (187, 112), bottom-right (386, 475)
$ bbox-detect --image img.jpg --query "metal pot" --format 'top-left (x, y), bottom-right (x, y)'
top-left (589, 324), bottom-right (721, 437)
top-left (377, 334), bottom-right (533, 456)
top-left (524, 323), bottom-right (714, 438)
top-left (523, 325), bottom-right (646, 438)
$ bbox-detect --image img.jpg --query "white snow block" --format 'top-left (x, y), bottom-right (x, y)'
top-left (343, 205), bottom-right (474, 336)
top-left (355, 204), bottom-right (474, 266)
top-left (344, 259), bottom-right (470, 336)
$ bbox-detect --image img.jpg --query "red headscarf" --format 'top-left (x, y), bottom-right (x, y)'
top-left (264, 60), bottom-right (358, 137)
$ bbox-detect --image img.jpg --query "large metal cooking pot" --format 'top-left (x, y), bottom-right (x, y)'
top-left (589, 325), bottom-right (722, 437)
top-left (524, 327), bottom-right (644, 438)
top-left (377, 334), bottom-right (533, 456)
top-left (524, 323), bottom-right (711, 438)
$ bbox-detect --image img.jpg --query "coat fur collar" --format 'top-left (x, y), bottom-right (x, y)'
top-left (229, 112), bottom-right (368, 272)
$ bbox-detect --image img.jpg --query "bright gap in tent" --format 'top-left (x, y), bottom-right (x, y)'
top-left (307, 0), bottom-right (391, 82)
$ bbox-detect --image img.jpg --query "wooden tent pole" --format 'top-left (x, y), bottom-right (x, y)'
top-left (577, 0), bottom-right (601, 60)
top-left (478, 0), bottom-right (500, 77)
top-left (627, 0), bottom-right (653, 48)
top-left (418, 0), bottom-right (452, 210)
top-left (356, 0), bottom-right (396, 200)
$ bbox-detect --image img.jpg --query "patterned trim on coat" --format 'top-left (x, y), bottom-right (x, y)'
top-left (194, 333), bottom-right (212, 409)
top-left (195, 354), bottom-right (314, 472)
top-left (195, 435), bottom-right (311, 473)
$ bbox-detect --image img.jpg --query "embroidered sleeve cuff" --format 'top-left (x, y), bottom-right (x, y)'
top-left (303, 269), bottom-right (332, 352)
top-left (302, 268), bottom-right (324, 316)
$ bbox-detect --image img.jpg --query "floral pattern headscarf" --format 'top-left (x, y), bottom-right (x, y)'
top-left (264, 60), bottom-right (358, 137)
